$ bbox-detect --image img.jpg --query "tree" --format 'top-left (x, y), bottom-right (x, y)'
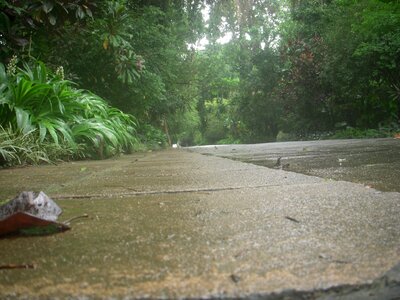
top-left (195, 44), bottom-right (240, 144)
top-left (276, 0), bottom-right (399, 134)
top-left (352, 0), bottom-right (400, 121)
top-left (0, 0), bottom-right (95, 62)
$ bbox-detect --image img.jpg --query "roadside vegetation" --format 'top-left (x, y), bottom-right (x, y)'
top-left (1, 0), bottom-right (399, 166)
top-left (0, 59), bottom-right (137, 166)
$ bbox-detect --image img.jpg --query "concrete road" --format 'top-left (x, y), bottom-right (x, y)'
top-left (0, 144), bottom-right (399, 299)
top-left (188, 138), bottom-right (400, 192)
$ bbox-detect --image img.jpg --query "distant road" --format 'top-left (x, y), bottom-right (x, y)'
top-left (188, 138), bottom-right (400, 193)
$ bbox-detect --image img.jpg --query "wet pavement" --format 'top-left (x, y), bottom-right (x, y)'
top-left (189, 138), bottom-right (400, 193)
top-left (0, 140), bottom-right (399, 299)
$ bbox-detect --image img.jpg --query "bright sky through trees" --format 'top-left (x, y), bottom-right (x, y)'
top-left (1, 0), bottom-right (399, 157)
top-left (189, 4), bottom-right (234, 50)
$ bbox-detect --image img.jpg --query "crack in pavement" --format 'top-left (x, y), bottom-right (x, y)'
top-left (52, 182), bottom-right (316, 200)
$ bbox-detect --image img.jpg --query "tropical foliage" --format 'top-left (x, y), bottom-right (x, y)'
top-left (195, 0), bottom-right (399, 143)
top-left (1, 0), bottom-right (399, 161)
top-left (0, 59), bottom-right (137, 166)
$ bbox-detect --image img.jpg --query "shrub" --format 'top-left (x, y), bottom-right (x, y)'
top-left (0, 126), bottom-right (77, 166)
top-left (0, 59), bottom-right (138, 165)
top-left (329, 125), bottom-right (399, 140)
top-left (276, 131), bottom-right (294, 142)
top-left (137, 124), bottom-right (167, 149)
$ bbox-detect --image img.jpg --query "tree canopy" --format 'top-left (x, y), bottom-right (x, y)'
top-left (1, 0), bottom-right (399, 160)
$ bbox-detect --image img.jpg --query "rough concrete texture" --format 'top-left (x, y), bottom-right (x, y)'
top-left (188, 138), bottom-right (400, 193)
top-left (0, 147), bottom-right (399, 299)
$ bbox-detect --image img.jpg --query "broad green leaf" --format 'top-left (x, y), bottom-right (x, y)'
top-left (45, 122), bottom-right (59, 145)
top-left (76, 6), bottom-right (85, 19)
top-left (48, 14), bottom-right (56, 25)
top-left (15, 107), bottom-right (33, 134)
top-left (39, 123), bottom-right (47, 142)
top-left (0, 12), bottom-right (11, 32)
top-left (85, 7), bottom-right (93, 18)
top-left (42, 1), bottom-right (54, 13)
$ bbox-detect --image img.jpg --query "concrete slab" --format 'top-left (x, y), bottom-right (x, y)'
top-left (188, 138), bottom-right (400, 192)
top-left (0, 149), bottom-right (399, 299)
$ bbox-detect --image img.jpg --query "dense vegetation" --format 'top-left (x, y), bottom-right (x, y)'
top-left (1, 0), bottom-right (399, 165)
top-left (196, 0), bottom-right (400, 143)
top-left (0, 59), bottom-right (136, 165)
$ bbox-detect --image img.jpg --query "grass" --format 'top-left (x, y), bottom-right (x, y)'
top-left (0, 126), bottom-right (77, 166)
